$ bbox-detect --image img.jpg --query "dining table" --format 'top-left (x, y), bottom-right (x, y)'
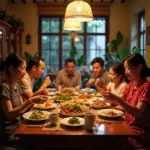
top-left (15, 89), bottom-right (137, 150)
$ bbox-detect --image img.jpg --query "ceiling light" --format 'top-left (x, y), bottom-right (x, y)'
top-left (64, 20), bottom-right (82, 31)
top-left (64, 0), bottom-right (93, 22)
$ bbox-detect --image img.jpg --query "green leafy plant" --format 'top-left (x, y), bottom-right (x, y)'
top-left (105, 32), bottom-right (140, 69)
top-left (0, 8), bottom-right (8, 21)
top-left (70, 46), bottom-right (86, 66)
top-left (8, 15), bottom-right (24, 29)
top-left (70, 46), bottom-right (90, 80)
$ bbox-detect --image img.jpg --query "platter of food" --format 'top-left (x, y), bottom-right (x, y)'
top-left (22, 110), bottom-right (49, 121)
top-left (61, 117), bottom-right (85, 127)
top-left (78, 94), bottom-right (93, 99)
top-left (91, 101), bottom-right (111, 109)
top-left (98, 109), bottom-right (124, 118)
top-left (60, 103), bottom-right (88, 117)
top-left (78, 99), bottom-right (93, 105)
top-left (57, 88), bottom-right (74, 95)
top-left (34, 101), bottom-right (56, 110)
top-left (53, 95), bottom-right (75, 103)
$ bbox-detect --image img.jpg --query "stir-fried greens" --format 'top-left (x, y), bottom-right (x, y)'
top-left (53, 94), bottom-right (73, 102)
top-left (68, 117), bottom-right (80, 124)
top-left (29, 110), bottom-right (48, 119)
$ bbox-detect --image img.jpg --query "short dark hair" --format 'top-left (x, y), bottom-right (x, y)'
top-left (0, 53), bottom-right (25, 76)
top-left (65, 58), bottom-right (76, 65)
top-left (124, 53), bottom-right (150, 78)
top-left (91, 57), bottom-right (104, 67)
top-left (27, 57), bottom-right (44, 71)
top-left (110, 63), bottom-right (125, 80)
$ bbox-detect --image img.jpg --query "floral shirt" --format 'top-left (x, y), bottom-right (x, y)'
top-left (123, 80), bottom-right (150, 143)
top-left (0, 82), bottom-right (22, 135)
top-left (0, 82), bottom-right (22, 108)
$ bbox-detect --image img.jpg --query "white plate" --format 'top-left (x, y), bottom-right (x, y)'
top-left (47, 88), bottom-right (57, 92)
top-left (47, 91), bottom-right (56, 96)
top-left (98, 109), bottom-right (124, 118)
top-left (61, 117), bottom-right (85, 127)
top-left (81, 88), bottom-right (95, 93)
top-left (22, 111), bottom-right (50, 121)
top-left (60, 110), bottom-right (85, 117)
top-left (34, 103), bottom-right (57, 110)
top-left (91, 102), bottom-right (111, 109)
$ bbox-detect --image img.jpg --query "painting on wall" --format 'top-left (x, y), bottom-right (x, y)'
top-left (146, 26), bottom-right (150, 45)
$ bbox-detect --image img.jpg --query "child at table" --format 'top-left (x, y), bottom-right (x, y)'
top-left (0, 53), bottom-right (47, 150)
top-left (95, 63), bottom-right (127, 107)
top-left (102, 53), bottom-right (150, 149)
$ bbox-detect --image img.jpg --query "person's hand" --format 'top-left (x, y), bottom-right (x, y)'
top-left (41, 89), bottom-right (49, 95)
top-left (85, 87), bottom-right (90, 93)
top-left (75, 86), bottom-right (80, 91)
top-left (89, 79), bottom-right (96, 85)
top-left (95, 78), bottom-right (105, 89)
top-left (58, 85), bottom-right (64, 91)
top-left (102, 91), bottom-right (119, 101)
top-left (30, 95), bottom-right (48, 104)
top-left (43, 77), bottom-right (51, 87)
top-left (34, 89), bottom-right (48, 96)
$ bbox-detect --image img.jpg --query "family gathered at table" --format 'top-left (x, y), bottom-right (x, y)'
top-left (0, 52), bottom-right (150, 150)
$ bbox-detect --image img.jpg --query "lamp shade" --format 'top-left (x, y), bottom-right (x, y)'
top-left (64, 0), bottom-right (93, 22)
top-left (64, 20), bottom-right (81, 31)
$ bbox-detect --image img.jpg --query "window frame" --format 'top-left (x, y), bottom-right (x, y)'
top-left (38, 15), bottom-right (109, 72)
top-left (138, 11), bottom-right (146, 57)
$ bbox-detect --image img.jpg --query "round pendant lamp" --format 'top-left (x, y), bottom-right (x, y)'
top-left (64, 0), bottom-right (93, 22)
top-left (64, 20), bottom-right (81, 31)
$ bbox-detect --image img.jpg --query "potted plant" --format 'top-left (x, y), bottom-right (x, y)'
top-left (8, 15), bottom-right (24, 29)
top-left (70, 46), bottom-right (86, 66)
top-left (105, 32), bottom-right (140, 70)
top-left (69, 46), bottom-right (91, 87)
top-left (0, 8), bottom-right (9, 21)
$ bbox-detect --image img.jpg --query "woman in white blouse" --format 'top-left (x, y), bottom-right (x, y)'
top-left (95, 63), bottom-right (127, 106)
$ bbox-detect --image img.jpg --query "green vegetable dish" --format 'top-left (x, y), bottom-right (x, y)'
top-left (54, 95), bottom-right (73, 102)
top-left (68, 117), bottom-right (80, 124)
top-left (29, 110), bottom-right (47, 120)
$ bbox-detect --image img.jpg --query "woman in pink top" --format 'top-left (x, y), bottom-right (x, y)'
top-left (102, 53), bottom-right (150, 149)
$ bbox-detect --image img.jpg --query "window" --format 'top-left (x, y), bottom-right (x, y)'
top-left (0, 30), bottom-right (2, 83)
top-left (139, 11), bottom-right (146, 57)
top-left (39, 17), bottom-right (108, 74)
